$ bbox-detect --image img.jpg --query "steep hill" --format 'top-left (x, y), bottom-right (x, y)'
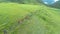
top-left (0, 0), bottom-right (42, 5)
top-left (0, 3), bottom-right (60, 34)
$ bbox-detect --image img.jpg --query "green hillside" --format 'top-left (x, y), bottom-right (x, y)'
top-left (0, 3), bottom-right (60, 34)
top-left (0, 0), bottom-right (42, 4)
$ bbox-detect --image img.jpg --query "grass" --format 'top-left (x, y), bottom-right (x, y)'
top-left (0, 3), bottom-right (60, 34)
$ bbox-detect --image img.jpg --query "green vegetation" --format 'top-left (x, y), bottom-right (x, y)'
top-left (0, 3), bottom-right (60, 34)
top-left (0, 0), bottom-right (60, 34)
top-left (0, 0), bottom-right (42, 4)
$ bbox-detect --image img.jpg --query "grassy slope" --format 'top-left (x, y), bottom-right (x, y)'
top-left (0, 3), bottom-right (60, 34)
top-left (0, 0), bottom-right (42, 5)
